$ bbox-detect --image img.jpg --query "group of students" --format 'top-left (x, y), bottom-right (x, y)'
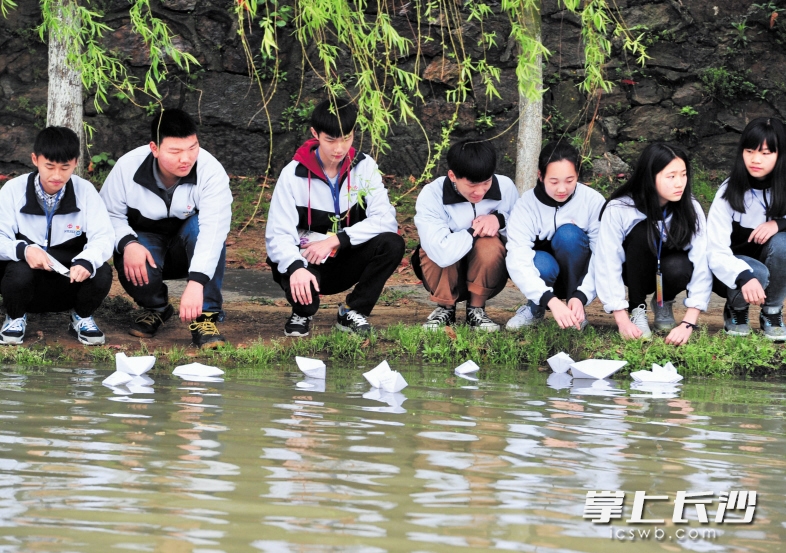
top-left (2, 98), bottom-right (784, 348)
top-left (265, 103), bottom-right (786, 345)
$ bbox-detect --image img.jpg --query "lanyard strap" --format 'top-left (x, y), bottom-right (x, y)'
top-left (755, 189), bottom-right (770, 220)
top-left (315, 150), bottom-right (342, 218)
top-left (40, 184), bottom-right (63, 252)
top-left (656, 207), bottom-right (667, 271)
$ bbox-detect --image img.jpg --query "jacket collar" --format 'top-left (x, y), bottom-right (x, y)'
top-left (442, 175), bottom-right (501, 205)
top-left (132, 151), bottom-right (198, 194)
top-left (20, 172), bottom-right (80, 215)
top-left (292, 138), bottom-right (363, 184)
top-left (534, 180), bottom-right (576, 208)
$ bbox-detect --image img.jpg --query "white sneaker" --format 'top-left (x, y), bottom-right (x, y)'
top-left (69, 311), bottom-right (105, 345)
top-left (0, 314), bottom-right (26, 345)
top-left (506, 304), bottom-right (544, 330)
top-left (630, 304), bottom-right (652, 340)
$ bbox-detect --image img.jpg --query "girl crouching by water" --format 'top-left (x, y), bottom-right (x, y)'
top-left (505, 141), bottom-right (605, 330)
top-left (707, 117), bottom-right (786, 340)
top-left (595, 143), bottom-right (712, 344)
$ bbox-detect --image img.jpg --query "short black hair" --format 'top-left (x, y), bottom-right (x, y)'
top-left (538, 140), bottom-right (580, 179)
top-left (446, 140), bottom-right (497, 183)
top-left (33, 126), bottom-right (80, 163)
top-left (150, 108), bottom-right (198, 145)
top-left (311, 98), bottom-right (357, 137)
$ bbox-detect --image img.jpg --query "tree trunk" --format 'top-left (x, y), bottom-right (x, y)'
top-left (47, 1), bottom-right (84, 174)
top-left (515, 32), bottom-right (542, 194)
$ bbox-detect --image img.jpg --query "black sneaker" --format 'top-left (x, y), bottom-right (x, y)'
top-left (423, 305), bottom-right (456, 331)
top-left (723, 302), bottom-right (750, 337)
top-left (0, 314), bottom-right (26, 345)
top-left (129, 304), bottom-right (174, 337)
top-left (285, 313), bottom-right (311, 337)
top-left (760, 307), bottom-right (786, 341)
top-left (69, 311), bottom-right (105, 345)
top-left (336, 308), bottom-right (372, 334)
top-left (189, 312), bottom-right (226, 349)
top-left (465, 306), bottom-right (500, 332)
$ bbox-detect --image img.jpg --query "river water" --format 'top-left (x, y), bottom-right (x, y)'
top-left (0, 364), bottom-right (784, 552)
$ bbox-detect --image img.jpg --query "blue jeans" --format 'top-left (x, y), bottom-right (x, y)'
top-left (531, 224), bottom-right (591, 312)
top-left (114, 214), bottom-right (226, 318)
top-left (723, 232), bottom-right (786, 310)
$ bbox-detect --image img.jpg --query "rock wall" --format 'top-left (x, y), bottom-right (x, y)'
top-left (1, 0), bottom-right (784, 179)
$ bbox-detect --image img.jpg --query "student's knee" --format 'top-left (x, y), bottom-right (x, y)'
top-left (551, 224), bottom-right (589, 252)
top-left (92, 263), bottom-right (114, 295)
top-left (533, 251), bottom-right (559, 286)
top-left (291, 284), bottom-right (321, 317)
top-left (1, 261), bottom-right (35, 292)
top-left (179, 214), bottom-right (200, 240)
top-left (748, 259), bottom-right (770, 289)
top-left (372, 232), bottom-right (405, 263)
top-left (661, 254), bottom-right (693, 287)
top-left (472, 236), bottom-right (506, 262)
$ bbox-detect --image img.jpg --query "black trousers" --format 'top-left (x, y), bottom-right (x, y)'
top-left (268, 232), bottom-right (405, 317)
top-left (0, 260), bottom-right (113, 319)
top-left (622, 220), bottom-right (693, 311)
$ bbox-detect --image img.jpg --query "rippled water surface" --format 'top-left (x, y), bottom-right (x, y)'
top-left (0, 364), bottom-right (785, 552)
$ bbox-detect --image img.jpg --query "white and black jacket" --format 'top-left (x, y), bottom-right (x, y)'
top-left (265, 142), bottom-right (398, 275)
top-left (707, 180), bottom-right (786, 289)
top-left (506, 182), bottom-right (605, 307)
top-left (414, 174), bottom-right (519, 268)
top-left (595, 196), bottom-right (712, 313)
top-left (99, 145), bottom-right (233, 284)
top-left (0, 173), bottom-right (113, 276)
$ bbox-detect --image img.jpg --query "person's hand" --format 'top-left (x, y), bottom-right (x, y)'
top-left (471, 214), bottom-right (500, 237)
top-left (24, 245), bottom-right (52, 271)
top-left (69, 265), bottom-right (91, 283)
top-left (665, 322), bottom-right (694, 346)
top-left (123, 242), bottom-right (156, 286)
top-left (180, 281), bottom-right (204, 322)
top-left (301, 235), bottom-right (340, 265)
top-left (614, 309), bottom-right (642, 340)
top-left (748, 220), bottom-right (779, 245)
top-left (290, 268), bottom-right (319, 305)
top-left (548, 297), bottom-right (580, 329)
top-left (568, 297), bottom-right (586, 328)
top-left (741, 278), bottom-right (766, 305)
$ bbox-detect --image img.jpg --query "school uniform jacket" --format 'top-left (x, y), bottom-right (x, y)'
top-left (0, 173), bottom-right (113, 276)
top-left (595, 196), bottom-right (712, 313)
top-left (414, 174), bottom-right (519, 268)
top-left (99, 145), bottom-right (233, 284)
top-left (506, 182), bottom-right (605, 307)
top-left (265, 139), bottom-right (398, 275)
top-left (707, 180), bottom-right (786, 289)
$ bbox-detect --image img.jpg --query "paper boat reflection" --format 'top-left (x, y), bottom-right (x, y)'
top-left (570, 378), bottom-right (625, 396)
top-left (547, 372), bottom-right (573, 390)
top-left (630, 381), bottom-right (682, 398)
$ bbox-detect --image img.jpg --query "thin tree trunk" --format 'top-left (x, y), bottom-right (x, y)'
top-left (515, 1), bottom-right (542, 194)
top-left (47, 0), bottom-right (84, 174)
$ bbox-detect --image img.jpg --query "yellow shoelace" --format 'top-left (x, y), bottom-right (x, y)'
top-left (189, 320), bottom-right (220, 336)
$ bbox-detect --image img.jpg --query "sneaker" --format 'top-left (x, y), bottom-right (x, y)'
top-left (0, 314), bottom-right (26, 345)
top-left (650, 297), bottom-right (676, 331)
top-left (189, 312), bottom-right (226, 349)
top-left (68, 311), bottom-right (105, 345)
top-left (129, 304), bottom-right (174, 337)
top-left (423, 305), bottom-right (456, 330)
top-left (336, 307), bottom-right (372, 334)
top-left (629, 304), bottom-right (652, 340)
top-left (505, 303), bottom-right (544, 330)
top-left (466, 306), bottom-right (500, 332)
top-left (285, 313), bottom-right (312, 337)
top-left (723, 302), bottom-right (750, 337)
top-left (759, 307), bottom-right (786, 341)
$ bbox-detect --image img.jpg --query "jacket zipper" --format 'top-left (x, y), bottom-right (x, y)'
top-left (554, 206), bottom-right (560, 234)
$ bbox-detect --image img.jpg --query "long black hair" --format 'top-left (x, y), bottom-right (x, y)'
top-left (722, 117), bottom-right (786, 217)
top-left (601, 142), bottom-right (698, 254)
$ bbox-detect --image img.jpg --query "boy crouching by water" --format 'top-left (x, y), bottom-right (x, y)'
top-left (0, 127), bottom-right (113, 345)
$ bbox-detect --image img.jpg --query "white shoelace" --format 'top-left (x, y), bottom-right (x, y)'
top-left (630, 304), bottom-right (649, 327)
top-left (427, 307), bottom-right (454, 323)
top-left (2, 317), bottom-right (25, 333)
top-left (345, 310), bottom-right (369, 326)
top-left (289, 314), bottom-right (310, 326)
top-left (468, 307), bottom-right (494, 324)
top-left (75, 315), bottom-right (100, 332)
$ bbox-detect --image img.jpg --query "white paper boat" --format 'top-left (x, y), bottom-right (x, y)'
top-left (630, 381), bottom-right (682, 398)
top-left (630, 362), bottom-right (683, 383)
top-left (102, 370), bottom-right (134, 387)
top-left (116, 352), bottom-right (156, 376)
top-left (454, 360), bottom-right (480, 375)
top-left (547, 372), bottom-right (573, 390)
top-left (569, 359), bottom-right (627, 380)
top-left (456, 372), bottom-right (479, 382)
top-left (296, 377), bottom-right (325, 392)
top-left (175, 375), bottom-right (224, 383)
top-left (547, 352), bottom-right (574, 373)
top-left (173, 363), bottom-right (224, 377)
top-left (379, 370), bottom-right (408, 393)
top-left (363, 361), bottom-right (392, 388)
top-left (295, 356), bottom-right (326, 379)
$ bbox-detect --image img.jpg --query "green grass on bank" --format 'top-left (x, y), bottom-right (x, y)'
top-left (3, 321), bottom-right (782, 378)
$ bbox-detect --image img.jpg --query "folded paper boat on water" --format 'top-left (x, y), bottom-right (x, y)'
top-left (569, 359), bottom-right (627, 380)
top-left (173, 363), bottom-right (224, 378)
top-left (102, 371), bottom-right (134, 387)
top-left (295, 356), bottom-right (326, 380)
top-left (454, 360), bottom-right (480, 375)
top-left (363, 361), bottom-right (408, 392)
top-left (630, 362), bottom-right (683, 383)
top-left (547, 352), bottom-right (574, 373)
top-left (116, 352), bottom-right (156, 376)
